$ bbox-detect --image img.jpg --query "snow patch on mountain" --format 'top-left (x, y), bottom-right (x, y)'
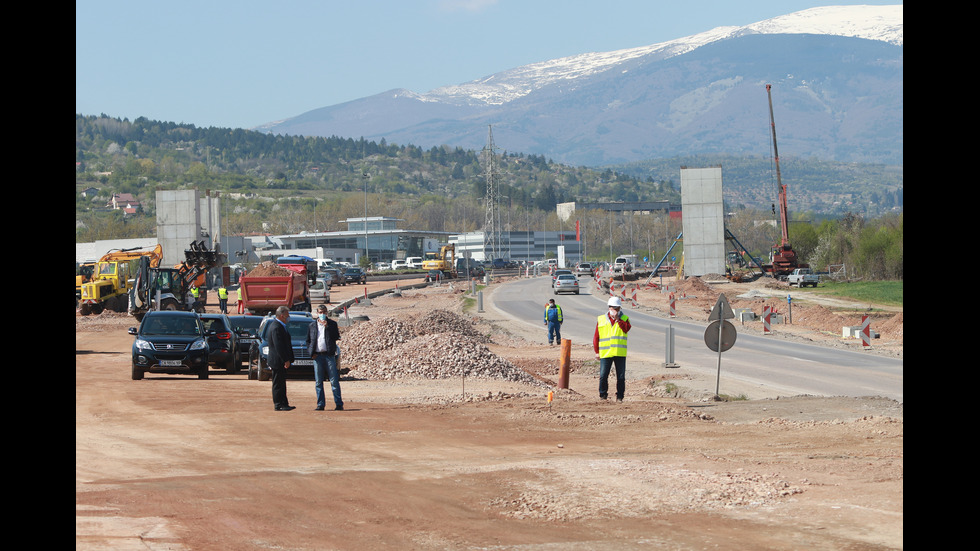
top-left (423, 5), bottom-right (902, 106)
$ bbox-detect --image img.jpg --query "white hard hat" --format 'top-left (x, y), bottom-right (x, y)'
top-left (607, 296), bottom-right (622, 307)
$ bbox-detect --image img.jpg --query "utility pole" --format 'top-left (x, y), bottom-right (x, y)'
top-left (482, 125), bottom-right (499, 262)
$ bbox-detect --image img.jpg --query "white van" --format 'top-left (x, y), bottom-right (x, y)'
top-left (405, 256), bottom-right (423, 269)
top-left (391, 259), bottom-right (407, 270)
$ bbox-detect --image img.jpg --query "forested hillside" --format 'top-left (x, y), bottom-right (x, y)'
top-left (75, 115), bottom-right (901, 279)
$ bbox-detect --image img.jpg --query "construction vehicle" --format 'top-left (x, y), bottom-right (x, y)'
top-left (276, 255), bottom-right (319, 286)
top-left (78, 245), bottom-right (163, 316)
top-left (421, 244), bottom-right (457, 277)
top-left (129, 241), bottom-right (225, 322)
top-left (237, 261), bottom-right (311, 315)
top-left (763, 84), bottom-right (807, 278)
top-left (75, 262), bottom-right (96, 304)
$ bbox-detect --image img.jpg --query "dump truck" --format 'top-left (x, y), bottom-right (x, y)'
top-left (129, 241), bottom-right (225, 321)
top-left (237, 261), bottom-right (311, 315)
top-left (79, 245), bottom-right (163, 315)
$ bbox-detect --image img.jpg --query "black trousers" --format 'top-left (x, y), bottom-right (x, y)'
top-left (271, 366), bottom-right (289, 409)
top-left (598, 356), bottom-right (626, 400)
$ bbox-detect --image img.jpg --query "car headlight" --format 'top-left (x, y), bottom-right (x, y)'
top-left (190, 339), bottom-right (207, 350)
top-left (134, 338), bottom-right (152, 351)
top-left (261, 345), bottom-right (269, 356)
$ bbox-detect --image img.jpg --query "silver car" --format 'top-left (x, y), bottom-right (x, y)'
top-left (553, 274), bottom-right (580, 295)
top-left (309, 278), bottom-right (331, 304)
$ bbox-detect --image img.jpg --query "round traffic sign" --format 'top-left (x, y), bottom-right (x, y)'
top-left (704, 320), bottom-right (737, 352)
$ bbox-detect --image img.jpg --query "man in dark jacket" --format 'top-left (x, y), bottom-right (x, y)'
top-left (306, 304), bottom-right (344, 411)
top-left (269, 306), bottom-right (295, 411)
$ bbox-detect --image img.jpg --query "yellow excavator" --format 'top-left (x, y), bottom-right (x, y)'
top-left (78, 245), bottom-right (163, 315)
top-left (421, 244), bottom-right (457, 277)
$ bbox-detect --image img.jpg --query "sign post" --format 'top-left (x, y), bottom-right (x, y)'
top-left (705, 294), bottom-right (737, 399)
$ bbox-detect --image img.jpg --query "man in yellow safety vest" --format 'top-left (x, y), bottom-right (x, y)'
top-left (593, 296), bottom-right (632, 401)
top-left (218, 286), bottom-right (229, 313)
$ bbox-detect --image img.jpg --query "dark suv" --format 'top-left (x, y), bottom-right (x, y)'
top-left (322, 268), bottom-right (344, 287)
top-left (247, 313), bottom-right (317, 381)
top-left (228, 314), bottom-right (263, 366)
top-left (200, 313), bottom-right (241, 373)
top-left (343, 267), bottom-right (367, 284)
top-left (129, 311), bottom-right (210, 380)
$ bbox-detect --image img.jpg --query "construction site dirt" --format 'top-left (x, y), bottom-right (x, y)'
top-left (76, 274), bottom-right (903, 550)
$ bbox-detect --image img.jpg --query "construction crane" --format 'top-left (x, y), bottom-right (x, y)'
top-left (764, 84), bottom-right (805, 277)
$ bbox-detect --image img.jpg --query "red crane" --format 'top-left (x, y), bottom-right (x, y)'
top-left (765, 84), bottom-right (804, 277)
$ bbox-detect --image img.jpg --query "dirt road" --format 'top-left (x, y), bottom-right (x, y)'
top-left (76, 277), bottom-right (903, 550)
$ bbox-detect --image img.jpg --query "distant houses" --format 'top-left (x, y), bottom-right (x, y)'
top-left (107, 193), bottom-right (142, 215)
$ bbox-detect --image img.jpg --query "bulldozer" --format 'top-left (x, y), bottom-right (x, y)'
top-left (129, 240), bottom-right (226, 322)
top-left (78, 245), bottom-right (163, 315)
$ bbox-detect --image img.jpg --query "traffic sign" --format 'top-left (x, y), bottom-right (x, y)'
top-left (708, 294), bottom-right (735, 321)
top-left (704, 320), bottom-right (737, 352)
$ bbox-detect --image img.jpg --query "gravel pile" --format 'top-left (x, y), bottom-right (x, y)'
top-left (341, 310), bottom-right (542, 386)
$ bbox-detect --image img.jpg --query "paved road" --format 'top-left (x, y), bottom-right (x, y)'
top-left (487, 275), bottom-right (903, 402)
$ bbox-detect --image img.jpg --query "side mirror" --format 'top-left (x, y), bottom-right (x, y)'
top-left (128, 327), bottom-right (138, 335)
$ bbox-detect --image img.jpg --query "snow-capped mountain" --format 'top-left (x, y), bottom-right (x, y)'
top-left (258, 5), bottom-right (903, 166)
top-left (423, 5), bottom-right (902, 107)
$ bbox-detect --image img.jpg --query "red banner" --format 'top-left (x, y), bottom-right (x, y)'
top-left (575, 220), bottom-right (580, 241)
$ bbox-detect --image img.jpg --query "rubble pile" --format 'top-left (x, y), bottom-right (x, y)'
top-left (244, 262), bottom-right (293, 277)
top-left (340, 310), bottom-right (541, 385)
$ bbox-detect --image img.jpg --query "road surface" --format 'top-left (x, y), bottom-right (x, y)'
top-left (487, 275), bottom-right (903, 402)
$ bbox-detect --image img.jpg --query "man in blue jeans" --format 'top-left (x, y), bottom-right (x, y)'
top-left (306, 304), bottom-right (344, 411)
top-left (544, 298), bottom-right (563, 346)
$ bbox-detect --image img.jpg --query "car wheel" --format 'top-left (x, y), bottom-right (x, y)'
top-left (224, 356), bottom-right (239, 373)
top-left (131, 364), bottom-right (143, 380)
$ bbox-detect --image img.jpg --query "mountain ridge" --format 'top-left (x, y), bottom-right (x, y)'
top-left (257, 5), bottom-right (903, 167)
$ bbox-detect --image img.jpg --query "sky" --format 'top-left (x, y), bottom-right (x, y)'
top-left (76, 0), bottom-right (901, 131)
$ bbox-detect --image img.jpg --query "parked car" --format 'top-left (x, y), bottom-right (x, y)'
top-left (247, 313), bottom-right (317, 381)
top-left (576, 262), bottom-right (593, 275)
top-left (459, 264), bottom-right (485, 278)
top-left (309, 277), bottom-right (331, 304)
top-left (343, 267), bottom-right (367, 284)
top-left (424, 270), bottom-right (447, 282)
top-left (199, 313), bottom-right (242, 373)
top-left (391, 259), bottom-right (407, 270)
top-left (490, 258), bottom-right (516, 269)
top-left (129, 310), bottom-right (210, 380)
top-left (228, 314), bottom-right (264, 366)
top-left (551, 269), bottom-right (573, 287)
top-left (553, 274), bottom-right (580, 295)
top-left (405, 256), bottom-right (423, 269)
top-left (322, 268), bottom-right (344, 287)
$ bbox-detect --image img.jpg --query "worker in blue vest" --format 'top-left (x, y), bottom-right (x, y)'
top-left (544, 298), bottom-right (563, 346)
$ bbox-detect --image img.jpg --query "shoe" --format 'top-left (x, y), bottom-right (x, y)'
top-left (616, 398), bottom-right (623, 402)
top-left (315, 406), bottom-right (325, 411)
top-left (599, 396), bottom-right (608, 400)
top-left (276, 405), bottom-right (296, 411)
top-left (334, 405), bottom-right (344, 411)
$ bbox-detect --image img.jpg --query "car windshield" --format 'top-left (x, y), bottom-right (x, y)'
top-left (558, 275), bottom-right (576, 281)
top-left (141, 316), bottom-right (201, 336)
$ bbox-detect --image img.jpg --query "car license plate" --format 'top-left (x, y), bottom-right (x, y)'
top-left (292, 359), bottom-right (314, 366)
top-left (160, 360), bottom-right (183, 367)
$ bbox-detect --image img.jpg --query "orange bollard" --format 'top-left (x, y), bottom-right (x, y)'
top-left (558, 338), bottom-right (571, 389)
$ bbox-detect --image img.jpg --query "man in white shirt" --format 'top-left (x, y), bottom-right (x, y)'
top-left (305, 304), bottom-right (344, 411)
